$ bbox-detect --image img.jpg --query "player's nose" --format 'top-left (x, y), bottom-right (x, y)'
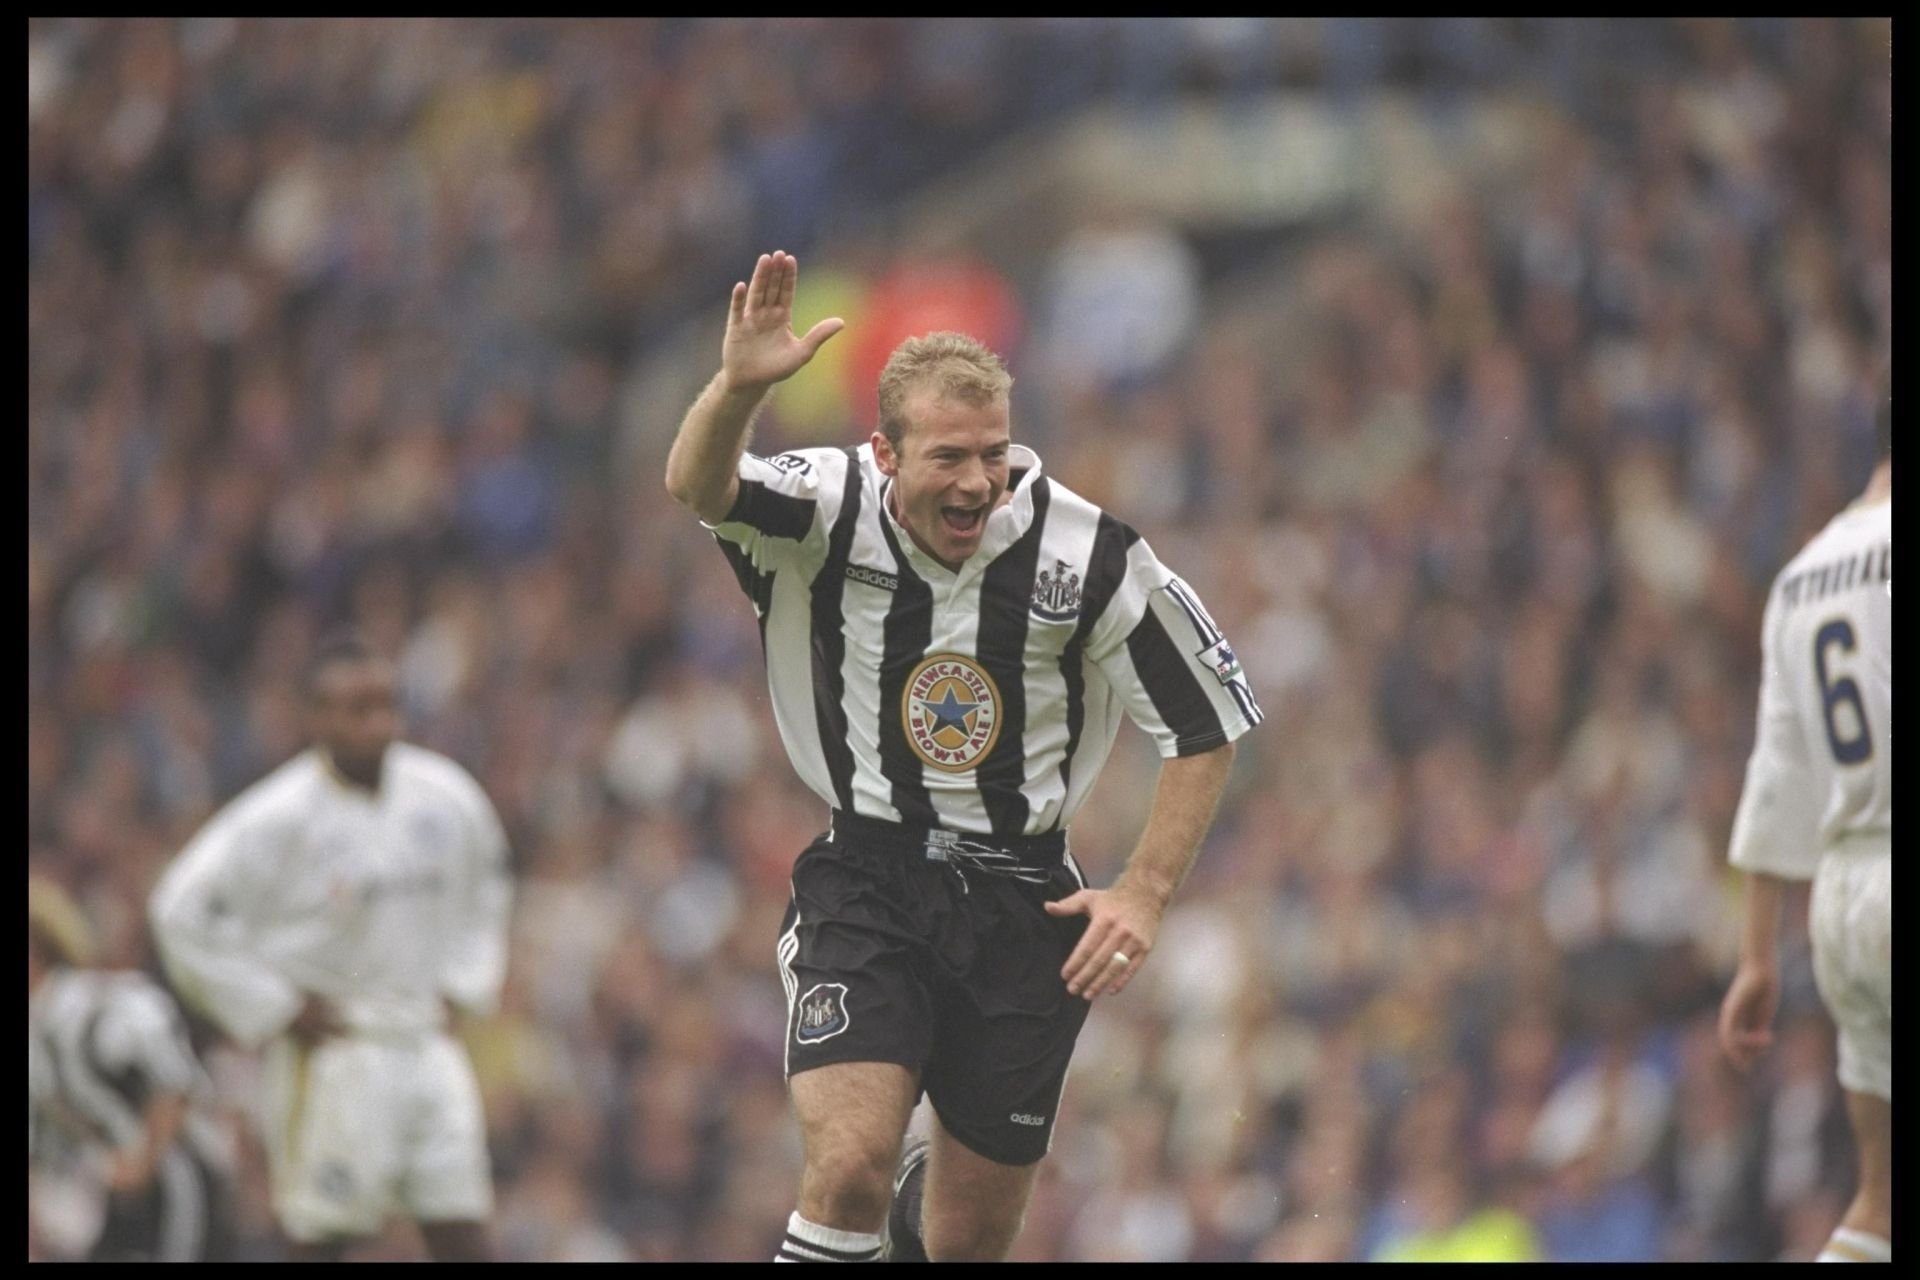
top-left (953, 458), bottom-right (991, 499)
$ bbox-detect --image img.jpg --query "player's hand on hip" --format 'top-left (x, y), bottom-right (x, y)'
top-left (1717, 961), bottom-right (1779, 1070)
top-left (288, 994), bottom-right (345, 1047)
top-left (1046, 882), bottom-right (1162, 1001)
top-left (721, 251), bottom-right (844, 393)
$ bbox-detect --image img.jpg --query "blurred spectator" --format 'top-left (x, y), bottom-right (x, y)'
top-left (1367, 1167), bottom-right (1540, 1262)
top-left (1040, 212), bottom-right (1202, 392)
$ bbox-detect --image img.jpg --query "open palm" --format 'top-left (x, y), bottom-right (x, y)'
top-left (723, 251), bottom-right (844, 391)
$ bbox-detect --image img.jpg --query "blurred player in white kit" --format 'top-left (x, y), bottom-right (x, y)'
top-left (1720, 407), bottom-right (1891, 1263)
top-left (150, 634), bottom-right (513, 1261)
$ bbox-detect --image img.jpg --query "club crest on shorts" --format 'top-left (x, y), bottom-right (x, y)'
top-left (794, 983), bottom-right (850, 1044)
top-left (1030, 560), bottom-right (1083, 622)
top-left (902, 654), bottom-right (1003, 772)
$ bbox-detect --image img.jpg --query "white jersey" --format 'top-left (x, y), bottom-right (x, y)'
top-left (1728, 496), bottom-right (1892, 878)
top-left (150, 744), bottom-right (513, 1045)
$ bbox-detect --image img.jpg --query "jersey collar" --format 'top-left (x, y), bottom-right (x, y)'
top-left (872, 444), bottom-right (1045, 577)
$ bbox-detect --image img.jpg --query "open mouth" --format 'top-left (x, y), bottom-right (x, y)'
top-left (941, 505), bottom-right (986, 538)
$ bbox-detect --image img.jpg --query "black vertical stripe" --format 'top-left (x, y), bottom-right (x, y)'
top-left (1054, 515), bottom-right (1140, 824)
top-left (875, 509), bottom-right (937, 824)
top-left (1125, 605), bottom-right (1229, 752)
top-left (715, 538), bottom-right (775, 618)
top-left (808, 450), bottom-right (864, 812)
top-left (975, 478), bottom-right (1051, 834)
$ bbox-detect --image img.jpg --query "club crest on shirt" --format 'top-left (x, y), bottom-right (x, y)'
top-left (902, 653), bottom-right (1003, 772)
top-left (794, 983), bottom-right (850, 1044)
top-left (1030, 560), bottom-right (1083, 622)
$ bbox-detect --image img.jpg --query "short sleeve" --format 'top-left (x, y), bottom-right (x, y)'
top-left (1728, 583), bottom-right (1822, 879)
top-left (1084, 537), bottom-right (1263, 758)
top-left (704, 448), bottom-right (849, 612)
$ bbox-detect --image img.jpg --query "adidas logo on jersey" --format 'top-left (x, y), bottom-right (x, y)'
top-left (845, 563), bottom-right (900, 592)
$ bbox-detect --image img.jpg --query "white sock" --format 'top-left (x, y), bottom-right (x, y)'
top-left (1817, 1228), bottom-right (1891, 1262)
top-left (775, 1212), bottom-right (884, 1263)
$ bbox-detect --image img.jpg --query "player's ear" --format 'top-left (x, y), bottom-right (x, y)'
top-left (872, 431), bottom-right (898, 477)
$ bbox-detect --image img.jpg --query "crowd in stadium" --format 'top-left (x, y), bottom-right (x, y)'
top-left (29, 18), bottom-right (1888, 1261)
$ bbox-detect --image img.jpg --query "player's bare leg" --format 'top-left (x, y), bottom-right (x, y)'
top-left (785, 1061), bottom-right (919, 1260)
top-left (419, 1219), bottom-right (494, 1263)
top-left (1818, 1090), bottom-right (1891, 1260)
top-left (918, 1115), bottom-right (1044, 1262)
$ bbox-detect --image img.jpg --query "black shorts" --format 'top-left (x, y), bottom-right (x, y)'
top-left (777, 812), bottom-right (1093, 1166)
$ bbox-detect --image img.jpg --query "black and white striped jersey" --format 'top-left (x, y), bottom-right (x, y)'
top-left (29, 969), bottom-right (220, 1160)
top-left (708, 443), bottom-right (1262, 838)
top-left (30, 969), bottom-right (232, 1262)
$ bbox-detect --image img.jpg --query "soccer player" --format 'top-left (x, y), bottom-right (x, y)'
top-left (1719, 417), bottom-right (1890, 1264)
top-left (149, 635), bottom-right (513, 1262)
top-left (666, 252), bottom-right (1263, 1263)
top-left (29, 875), bottom-right (235, 1262)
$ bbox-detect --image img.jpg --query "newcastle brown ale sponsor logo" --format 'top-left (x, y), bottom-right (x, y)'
top-left (901, 653), bottom-right (1003, 772)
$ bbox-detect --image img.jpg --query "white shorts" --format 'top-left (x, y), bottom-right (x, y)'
top-left (1810, 842), bottom-right (1891, 1101)
top-left (261, 1032), bottom-right (493, 1243)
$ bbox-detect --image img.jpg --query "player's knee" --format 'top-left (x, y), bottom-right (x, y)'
top-left (804, 1143), bottom-right (896, 1224)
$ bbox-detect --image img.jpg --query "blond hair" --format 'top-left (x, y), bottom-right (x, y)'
top-left (28, 875), bottom-right (95, 967)
top-left (876, 332), bottom-right (1013, 451)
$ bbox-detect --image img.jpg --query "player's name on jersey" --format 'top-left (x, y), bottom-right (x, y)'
top-left (1779, 541), bottom-right (1891, 611)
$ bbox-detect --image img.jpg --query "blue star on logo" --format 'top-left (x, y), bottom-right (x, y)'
top-left (920, 685), bottom-right (977, 735)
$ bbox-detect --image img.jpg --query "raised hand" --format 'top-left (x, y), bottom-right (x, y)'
top-left (722, 251), bottom-right (844, 393)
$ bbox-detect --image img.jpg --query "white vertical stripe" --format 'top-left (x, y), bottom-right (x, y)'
top-left (923, 569), bottom-right (992, 832)
top-left (761, 564), bottom-right (836, 806)
top-left (156, 1148), bottom-right (206, 1262)
top-left (778, 910), bottom-right (802, 1079)
top-left (1060, 660), bottom-right (1129, 826)
top-left (1015, 492), bottom-right (1103, 831)
top-left (842, 513), bottom-right (905, 822)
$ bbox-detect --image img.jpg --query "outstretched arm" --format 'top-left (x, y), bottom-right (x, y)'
top-left (1045, 741), bottom-right (1237, 1001)
top-left (665, 251), bottom-right (843, 524)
